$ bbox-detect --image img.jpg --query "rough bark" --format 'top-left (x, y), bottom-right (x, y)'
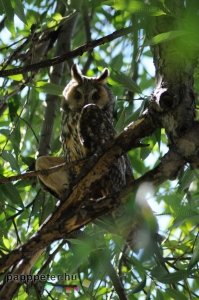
top-left (148, 1), bottom-right (196, 145)
top-left (0, 111), bottom-right (191, 298)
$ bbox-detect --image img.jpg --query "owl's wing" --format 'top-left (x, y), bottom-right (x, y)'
top-left (36, 156), bottom-right (69, 199)
top-left (79, 104), bottom-right (133, 194)
top-left (78, 104), bottom-right (115, 155)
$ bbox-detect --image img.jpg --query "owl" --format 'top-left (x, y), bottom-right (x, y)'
top-left (36, 66), bottom-right (158, 251)
top-left (36, 65), bottom-right (132, 200)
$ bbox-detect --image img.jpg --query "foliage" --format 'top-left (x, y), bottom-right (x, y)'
top-left (0, 0), bottom-right (199, 299)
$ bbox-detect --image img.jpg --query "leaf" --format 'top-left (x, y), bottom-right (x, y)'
top-left (0, 0), bottom-right (14, 21)
top-left (115, 109), bottom-right (126, 132)
top-left (148, 31), bottom-right (186, 46)
top-left (140, 145), bottom-right (151, 160)
top-left (34, 81), bottom-right (64, 96)
top-left (111, 53), bottom-right (123, 69)
top-left (165, 288), bottom-right (188, 300)
top-left (8, 74), bottom-right (24, 81)
top-left (188, 237), bottom-right (199, 270)
top-left (154, 128), bottom-right (161, 150)
top-left (21, 156), bottom-right (35, 167)
top-left (111, 71), bottom-right (141, 94)
top-left (0, 183), bottom-right (24, 207)
top-left (8, 96), bottom-right (20, 122)
top-left (95, 286), bottom-right (111, 297)
top-left (3, 236), bottom-right (11, 249)
top-left (1, 150), bottom-right (19, 171)
top-left (5, 18), bottom-right (16, 37)
top-left (10, 124), bottom-right (21, 158)
top-left (178, 168), bottom-right (195, 191)
top-left (112, 0), bottom-right (166, 16)
top-left (131, 275), bottom-right (146, 294)
top-left (152, 267), bottom-right (189, 284)
top-left (0, 1), bottom-right (4, 13)
top-left (11, 0), bottom-right (26, 24)
top-left (156, 290), bottom-right (165, 300)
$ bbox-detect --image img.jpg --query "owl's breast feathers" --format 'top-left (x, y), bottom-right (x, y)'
top-left (61, 104), bottom-right (132, 196)
top-left (61, 110), bottom-right (86, 162)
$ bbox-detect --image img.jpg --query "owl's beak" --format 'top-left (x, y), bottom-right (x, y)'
top-left (84, 95), bottom-right (89, 105)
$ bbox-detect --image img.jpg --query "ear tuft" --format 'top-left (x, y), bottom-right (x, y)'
top-left (71, 64), bottom-right (83, 83)
top-left (96, 68), bottom-right (109, 83)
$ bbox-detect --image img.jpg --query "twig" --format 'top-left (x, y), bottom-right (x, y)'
top-left (0, 26), bottom-right (133, 77)
top-left (37, 240), bottom-right (66, 275)
top-left (0, 155), bottom-right (90, 184)
top-left (0, 163), bottom-right (66, 184)
top-left (105, 258), bottom-right (128, 300)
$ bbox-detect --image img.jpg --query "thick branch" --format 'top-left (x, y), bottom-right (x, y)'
top-left (0, 147), bottom-right (185, 299)
top-left (2, 113), bottom-right (199, 298)
top-left (0, 113), bottom-right (155, 275)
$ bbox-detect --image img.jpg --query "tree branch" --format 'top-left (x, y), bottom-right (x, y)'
top-left (0, 113), bottom-right (155, 275)
top-left (0, 163), bottom-right (66, 184)
top-left (0, 26), bottom-right (133, 77)
top-left (1, 109), bottom-right (199, 298)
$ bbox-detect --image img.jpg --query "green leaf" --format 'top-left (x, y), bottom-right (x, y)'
top-left (112, 0), bottom-right (166, 16)
top-left (8, 96), bottom-right (20, 122)
top-left (111, 71), bottom-right (141, 94)
top-left (0, 0), bottom-right (14, 21)
top-left (156, 290), bottom-right (165, 300)
top-left (0, 1), bottom-right (4, 13)
top-left (21, 156), bottom-right (35, 168)
top-left (0, 183), bottom-right (24, 207)
top-left (5, 18), bottom-right (16, 37)
top-left (178, 168), bottom-right (195, 191)
top-left (131, 275), bottom-right (146, 294)
top-left (140, 145), bottom-right (151, 160)
top-left (188, 237), bottom-right (199, 270)
top-left (8, 74), bottom-right (24, 81)
top-left (3, 236), bottom-right (11, 249)
top-left (154, 128), bottom-right (161, 150)
top-left (10, 123), bottom-right (21, 157)
top-left (34, 81), bottom-right (64, 96)
top-left (115, 109), bottom-right (126, 132)
top-left (11, 0), bottom-right (26, 24)
top-left (95, 286), bottom-right (112, 297)
top-left (1, 150), bottom-right (19, 171)
top-left (148, 31), bottom-right (186, 46)
top-left (165, 288), bottom-right (188, 300)
top-left (152, 267), bottom-right (189, 284)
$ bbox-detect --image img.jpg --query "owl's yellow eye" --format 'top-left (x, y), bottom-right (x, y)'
top-left (92, 91), bottom-right (100, 101)
top-left (74, 90), bottom-right (82, 100)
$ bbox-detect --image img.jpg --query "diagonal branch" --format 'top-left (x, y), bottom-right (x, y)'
top-left (0, 113), bottom-right (155, 275)
top-left (0, 148), bottom-right (185, 299)
top-left (1, 110), bottom-right (196, 298)
top-left (0, 26), bottom-right (133, 77)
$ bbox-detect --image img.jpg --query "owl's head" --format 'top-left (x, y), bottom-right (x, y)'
top-left (62, 64), bottom-right (114, 113)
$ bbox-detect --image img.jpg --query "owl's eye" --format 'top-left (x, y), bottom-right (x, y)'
top-left (74, 90), bottom-right (82, 100)
top-left (92, 91), bottom-right (100, 101)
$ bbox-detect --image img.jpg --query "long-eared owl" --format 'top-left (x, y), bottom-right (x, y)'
top-left (36, 65), bottom-right (132, 200)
